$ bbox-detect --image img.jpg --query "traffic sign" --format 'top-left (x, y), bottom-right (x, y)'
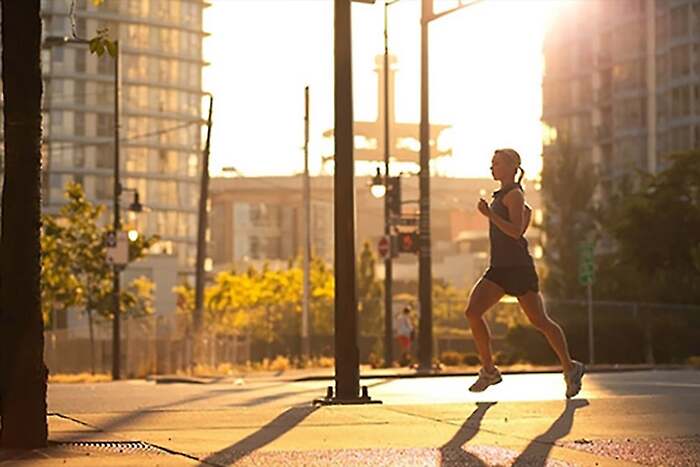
top-left (104, 231), bottom-right (117, 248)
top-left (397, 231), bottom-right (419, 254)
top-left (378, 235), bottom-right (391, 259)
top-left (578, 241), bottom-right (595, 286)
top-left (106, 231), bottom-right (129, 266)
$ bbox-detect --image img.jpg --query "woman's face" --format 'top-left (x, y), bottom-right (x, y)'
top-left (490, 152), bottom-right (516, 181)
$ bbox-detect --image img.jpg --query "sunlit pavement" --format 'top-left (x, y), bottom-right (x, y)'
top-left (4, 369), bottom-right (699, 466)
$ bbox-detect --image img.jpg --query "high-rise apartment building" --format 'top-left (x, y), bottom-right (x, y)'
top-left (542, 0), bottom-right (700, 195)
top-left (38, 0), bottom-right (207, 276)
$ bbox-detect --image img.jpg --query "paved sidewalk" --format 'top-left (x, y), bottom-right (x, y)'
top-left (1, 369), bottom-right (699, 466)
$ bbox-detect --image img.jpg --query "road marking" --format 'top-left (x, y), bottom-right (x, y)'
top-left (608, 381), bottom-right (700, 389)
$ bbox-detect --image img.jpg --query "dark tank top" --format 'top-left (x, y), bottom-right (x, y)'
top-left (489, 184), bottom-right (533, 267)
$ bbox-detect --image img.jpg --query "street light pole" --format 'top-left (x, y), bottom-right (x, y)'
top-left (418, 0), bottom-right (483, 371)
top-left (111, 40), bottom-right (122, 380)
top-left (418, 0), bottom-right (433, 371)
top-left (382, 0), bottom-right (399, 368)
top-left (333, 0), bottom-right (360, 401)
top-left (302, 85), bottom-right (311, 359)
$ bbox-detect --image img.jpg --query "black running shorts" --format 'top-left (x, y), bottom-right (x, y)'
top-left (483, 265), bottom-right (539, 297)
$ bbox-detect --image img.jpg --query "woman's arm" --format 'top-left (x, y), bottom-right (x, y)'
top-left (488, 189), bottom-right (527, 239)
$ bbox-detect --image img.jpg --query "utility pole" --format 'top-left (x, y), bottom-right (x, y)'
top-left (194, 94), bottom-right (214, 345)
top-left (418, 0), bottom-right (482, 371)
top-left (333, 0), bottom-right (360, 401)
top-left (316, 0), bottom-right (379, 405)
top-left (417, 0), bottom-right (433, 371)
top-left (302, 86), bottom-right (311, 359)
top-left (383, 0), bottom-right (395, 368)
top-left (111, 40), bottom-right (122, 380)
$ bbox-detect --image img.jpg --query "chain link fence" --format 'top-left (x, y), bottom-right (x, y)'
top-left (430, 298), bottom-right (700, 366)
top-left (44, 311), bottom-right (249, 377)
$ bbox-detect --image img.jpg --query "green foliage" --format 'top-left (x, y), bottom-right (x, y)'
top-left (540, 141), bottom-right (596, 298)
top-left (41, 182), bottom-right (158, 325)
top-left (88, 28), bottom-right (117, 58)
top-left (179, 257), bottom-right (336, 341)
top-left (357, 241), bottom-right (383, 336)
top-left (432, 279), bottom-right (466, 332)
top-left (598, 151), bottom-right (700, 303)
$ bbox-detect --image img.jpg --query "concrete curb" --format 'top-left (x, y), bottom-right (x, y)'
top-left (292, 364), bottom-right (694, 382)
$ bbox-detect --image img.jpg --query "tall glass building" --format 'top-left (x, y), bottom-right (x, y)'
top-left (542, 0), bottom-right (700, 196)
top-left (39, 0), bottom-right (207, 277)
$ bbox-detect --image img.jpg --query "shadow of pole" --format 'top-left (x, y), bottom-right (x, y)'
top-left (197, 405), bottom-right (318, 466)
top-left (512, 398), bottom-right (590, 466)
top-left (439, 401), bottom-right (497, 466)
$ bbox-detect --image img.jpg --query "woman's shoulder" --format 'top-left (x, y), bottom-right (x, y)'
top-left (502, 185), bottom-right (525, 203)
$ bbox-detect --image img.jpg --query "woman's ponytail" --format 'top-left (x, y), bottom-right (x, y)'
top-left (517, 166), bottom-right (525, 184)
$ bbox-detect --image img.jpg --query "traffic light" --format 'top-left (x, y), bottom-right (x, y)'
top-left (396, 231), bottom-right (418, 254)
top-left (386, 176), bottom-right (401, 217)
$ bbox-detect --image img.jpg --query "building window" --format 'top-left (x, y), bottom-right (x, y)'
top-left (74, 49), bottom-right (86, 73)
top-left (96, 145), bottom-right (113, 169)
top-left (671, 86), bottom-right (690, 117)
top-left (670, 126), bottom-right (691, 152)
top-left (671, 4), bottom-right (689, 38)
top-left (97, 54), bottom-right (112, 75)
top-left (74, 147), bottom-right (86, 168)
top-left (95, 175), bottom-right (111, 200)
top-left (74, 111), bottom-right (85, 136)
top-left (671, 45), bottom-right (690, 78)
top-left (97, 113), bottom-right (113, 137)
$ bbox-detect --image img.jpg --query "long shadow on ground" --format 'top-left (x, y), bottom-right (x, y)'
top-left (512, 398), bottom-right (590, 466)
top-left (197, 405), bottom-right (318, 466)
top-left (439, 401), bottom-right (497, 466)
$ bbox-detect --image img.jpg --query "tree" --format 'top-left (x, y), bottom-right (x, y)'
top-left (357, 241), bottom-right (382, 336)
top-left (540, 141), bottom-right (597, 299)
top-left (0, 0), bottom-right (47, 448)
top-left (599, 151), bottom-right (700, 303)
top-left (41, 183), bottom-right (157, 373)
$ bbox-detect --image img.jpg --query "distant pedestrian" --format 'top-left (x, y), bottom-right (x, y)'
top-left (465, 148), bottom-right (584, 398)
top-left (395, 306), bottom-right (415, 366)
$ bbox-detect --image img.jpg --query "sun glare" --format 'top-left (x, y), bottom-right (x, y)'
top-left (204, 0), bottom-right (570, 179)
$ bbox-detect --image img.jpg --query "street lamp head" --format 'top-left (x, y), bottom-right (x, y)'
top-left (43, 35), bottom-right (91, 49)
top-left (128, 191), bottom-right (143, 213)
top-left (42, 36), bottom-right (70, 49)
top-left (370, 167), bottom-right (387, 198)
top-left (127, 229), bottom-right (139, 242)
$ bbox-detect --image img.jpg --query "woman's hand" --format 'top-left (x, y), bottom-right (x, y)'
top-left (477, 198), bottom-right (491, 218)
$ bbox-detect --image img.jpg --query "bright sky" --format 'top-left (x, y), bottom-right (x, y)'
top-left (203, 0), bottom-right (565, 179)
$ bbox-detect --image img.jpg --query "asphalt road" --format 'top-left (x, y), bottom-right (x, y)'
top-left (48, 368), bottom-right (700, 413)
top-left (38, 369), bottom-right (700, 466)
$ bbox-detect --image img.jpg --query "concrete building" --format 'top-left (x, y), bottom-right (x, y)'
top-left (542, 0), bottom-right (700, 195)
top-left (39, 0), bottom-right (207, 282)
top-left (210, 175), bottom-right (542, 289)
top-left (9, 0), bottom-right (210, 317)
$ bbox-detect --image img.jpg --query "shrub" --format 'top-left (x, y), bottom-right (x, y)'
top-left (494, 351), bottom-right (519, 366)
top-left (686, 356), bottom-right (700, 368)
top-left (440, 351), bottom-right (464, 366)
top-left (269, 355), bottom-right (290, 372)
top-left (462, 353), bottom-right (481, 366)
top-left (317, 356), bottom-right (334, 368)
top-left (367, 352), bottom-right (384, 369)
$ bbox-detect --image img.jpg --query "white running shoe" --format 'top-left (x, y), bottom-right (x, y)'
top-left (469, 367), bottom-right (502, 392)
top-left (564, 360), bottom-right (585, 399)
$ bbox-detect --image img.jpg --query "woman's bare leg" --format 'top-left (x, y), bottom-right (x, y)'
top-left (517, 291), bottom-right (574, 372)
top-left (464, 278), bottom-right (505, 371)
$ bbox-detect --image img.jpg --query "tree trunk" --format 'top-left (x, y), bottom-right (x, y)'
top-left (0, 0), bottom-right (48, 449)
top-left (87, 309), bottom-right (96, 375)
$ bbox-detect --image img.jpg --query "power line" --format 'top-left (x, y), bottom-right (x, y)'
top-left (44, 120), bottom-right (202, 153)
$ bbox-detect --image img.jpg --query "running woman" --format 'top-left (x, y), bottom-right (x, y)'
top-left (465, 148), bottom-right (584, 399)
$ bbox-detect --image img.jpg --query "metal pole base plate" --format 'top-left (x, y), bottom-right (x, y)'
top-left (313, 385), bottom-right (383, 406)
